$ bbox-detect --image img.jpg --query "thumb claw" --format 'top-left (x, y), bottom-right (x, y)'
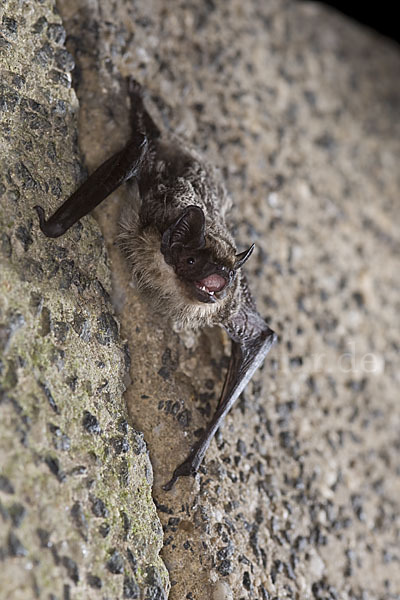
top-left (162, 474), bottom-right (179, 492)
top-left (162, 450), bottom-right (200, 491)
top-left (34, 205), bottom-right (46, 228)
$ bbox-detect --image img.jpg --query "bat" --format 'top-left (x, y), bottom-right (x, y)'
top-left (35, 79), bottom-right (277, 490)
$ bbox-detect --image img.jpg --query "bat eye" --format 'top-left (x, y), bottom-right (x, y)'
top-left (187, 257), bottom-right (195, 265)
top-left (229, 270), bottom-right (234, 277)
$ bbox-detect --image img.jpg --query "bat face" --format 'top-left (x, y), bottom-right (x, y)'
top-left (170, 247), bottom-right (233, 304)
top-left (160, 206), bottom-right (235, 304)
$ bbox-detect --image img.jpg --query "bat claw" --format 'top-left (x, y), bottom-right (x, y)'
top-left (162, 451), bottom-right (199, 491)
top-left (127, 76), bottom-right (144, 99)
top-left (162, 474), bottom-right (178, 492)
top-left (34, 205), bottom-right (66, 238)
top-left (34, 205), bottom-right (46, 226)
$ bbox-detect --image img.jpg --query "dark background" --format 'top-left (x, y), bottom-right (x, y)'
top-left (314, 1), bottom-right (399, 44)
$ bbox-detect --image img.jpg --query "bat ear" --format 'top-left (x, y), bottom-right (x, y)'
top-left (234, 244), bottom-right (255, 269)
top-left (161, 206), bottom-right (206, 255)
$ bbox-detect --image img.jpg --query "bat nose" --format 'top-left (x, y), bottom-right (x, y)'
top-left (216, 264), bottom-right (235, 283)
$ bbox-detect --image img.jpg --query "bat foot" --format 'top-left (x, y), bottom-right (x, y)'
top-left (127, 78), bottom-right (161, 142)
top-left (127, 77), bottom-right (144, 100)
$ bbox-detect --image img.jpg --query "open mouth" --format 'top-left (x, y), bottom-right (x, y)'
top-left (194, 273), bottom-right (227, 299)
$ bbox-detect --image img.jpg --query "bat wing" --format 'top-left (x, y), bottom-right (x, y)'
top-left (35, 134), bottom-right (148, 238)
top-left (163, 278), bottom-right (277, 490)
top-left (35, 79), bottom-right (159, 239)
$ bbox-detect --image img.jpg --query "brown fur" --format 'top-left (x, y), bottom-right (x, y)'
top-left (118, 156), bottom-right (242, 330)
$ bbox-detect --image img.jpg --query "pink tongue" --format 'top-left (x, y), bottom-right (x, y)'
top-left (200, 274), bottom-right (226, 292)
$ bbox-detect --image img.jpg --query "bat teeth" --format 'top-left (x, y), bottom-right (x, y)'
top-left (194, 282), bottom-right (216, 296)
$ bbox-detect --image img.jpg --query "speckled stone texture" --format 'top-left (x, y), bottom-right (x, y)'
top-left (54, 1), bottom-right (400, 598)
top-left (2, 0), bottom-right (400, 599)
top-left (0, 1), bottom-right (168, 599)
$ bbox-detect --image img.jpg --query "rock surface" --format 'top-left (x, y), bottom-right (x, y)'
top-left (1, 1), bottom-right (400, 600)
top-left (0, 2), bottom-right (168, 599)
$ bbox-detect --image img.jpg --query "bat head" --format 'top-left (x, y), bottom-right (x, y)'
top-left (161, 206), bottom-right (254, 304)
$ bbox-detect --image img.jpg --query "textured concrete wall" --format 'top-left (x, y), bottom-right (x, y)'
top-left (1, 1), bottom-right (399, 599)
top-left (0, 2), bottom-right (168, 599)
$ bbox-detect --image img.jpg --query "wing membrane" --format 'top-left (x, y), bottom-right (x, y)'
top-left (163, 279), bottom-right (277, 490)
